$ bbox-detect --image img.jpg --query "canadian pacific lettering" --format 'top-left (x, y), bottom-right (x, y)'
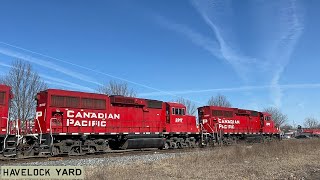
top-left (66, 110), bottom-right (120, 127)
top-left (67, 110), bottom-right (120, 119)
top-left (218, 119), bottom-right (240, 129)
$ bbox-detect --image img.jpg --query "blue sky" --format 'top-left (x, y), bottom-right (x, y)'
top-left (0, 0), bottom-right (319, 126)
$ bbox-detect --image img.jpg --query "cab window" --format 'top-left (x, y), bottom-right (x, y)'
top-left (175, 108), bottom-right (179, 115)
top-left (172, 107), bottom-right (185, 115)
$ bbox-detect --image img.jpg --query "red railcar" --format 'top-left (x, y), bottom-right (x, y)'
top-left (302, 128), bottom-right (320, 136)
top-left (198, 106), bottom-right (280, 145)
top-left (31, 89), bottom-right (199, 156)
top-left (0, 84), bottom-right (18, 155)
top-left (0, 85), bottom-right (10, 136)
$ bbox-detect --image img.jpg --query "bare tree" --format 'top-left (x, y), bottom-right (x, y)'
top-left (1, 60), bottom-right (47, 121)
top-left (303, 117), bottom-right (319, 128)
top-left (263, 107), bottom-right (288, 127)
top-left (174, 97), bottom-right (197, 116)
top-left (97, 80), bottom-right (136, 97)
top-left (281, 124), bottom-right (293, 133)
top-left (207, 94), bottom-right (232, 107)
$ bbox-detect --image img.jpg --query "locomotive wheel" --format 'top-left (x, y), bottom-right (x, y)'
top-left (51, 147), bottom-right (59, 156)
top-left (164, 142), bottom-right (170, 150)
top-left (69, 146), bottom-right (81, 156)
top-left (88, 147), bottom-right (95, 154)
top-left (17, 143), bottom-right (33, 157)
top-left (177, 142), bottom-right (182, 149)
top-left (160, 142), bottom-right (170, 150)
top-left (170, 142), bottom-right (177, 149)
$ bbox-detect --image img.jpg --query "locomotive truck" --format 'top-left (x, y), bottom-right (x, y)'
top-left (0, 84), bottom-right (280, 158)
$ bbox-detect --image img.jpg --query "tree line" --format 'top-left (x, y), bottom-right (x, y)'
top-left (1, 60), bottom-right (319, 130)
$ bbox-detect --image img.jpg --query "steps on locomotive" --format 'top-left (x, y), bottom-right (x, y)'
top-left (3, 135), bottom-right (17, 157)
top-left (37, 134), bottom-right (52, 155)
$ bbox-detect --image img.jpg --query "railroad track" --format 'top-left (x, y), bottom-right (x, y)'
top-left (0, 147), bottom-right (203, 165)
top-left (0, 139), bottom-right (284, 166)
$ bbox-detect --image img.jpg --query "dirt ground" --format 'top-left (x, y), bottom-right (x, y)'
top-left (85, 139), bottom-right (320, 180)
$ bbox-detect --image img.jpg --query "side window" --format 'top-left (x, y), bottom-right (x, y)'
top-left (175, 108), bottom-right (179, 115)
top-left (172, 108), bottom-right (175, 115)
top-left (182, 108), bottom-right (185, 115)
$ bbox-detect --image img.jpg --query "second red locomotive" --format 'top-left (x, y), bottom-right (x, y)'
top-left (198, 106), bottom-right (280, 145)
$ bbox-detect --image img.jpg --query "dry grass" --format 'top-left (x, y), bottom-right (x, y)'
top-left (85, 139), bottom-right (320, 180)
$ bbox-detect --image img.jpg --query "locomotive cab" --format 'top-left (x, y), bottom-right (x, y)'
top-left (260, 112), bottom-right (279, 134)
top-left (165, 102), bottom-right (198, 133)
top-left (165, 103), bottom-right (186, 132)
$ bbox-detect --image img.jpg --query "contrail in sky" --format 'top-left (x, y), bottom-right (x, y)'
top-left (0, 41), bottom-right (202, 104)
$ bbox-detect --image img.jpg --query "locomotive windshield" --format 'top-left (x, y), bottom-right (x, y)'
top-left (265, 116), bottom-right (271, 121)
top-left (172, 107), bottom-right (185, 115)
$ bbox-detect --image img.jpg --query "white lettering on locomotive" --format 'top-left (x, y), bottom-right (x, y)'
top-left (67, 119), bottom-right (107, 127)
top-left (36, 111), bottom-right (42, 119)
top-left (39, 103), bottom-right (46, 107)
top-left (217, 119), bottom-right (240, 129)
top-left (175, 118), bottom-right (183, 123)
top-left (218, 124), bottom-right (235, 129)
top-left (218, 119), bottom-right (240, 124)
top-left (66, 110), bottom-right (120, 120)
top-left (65, 110), bottom-right (120, 127)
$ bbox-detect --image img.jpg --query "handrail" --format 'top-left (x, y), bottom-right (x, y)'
top-left (35, 117), bottom-right (42, 145)
top-left (16, 119), bottom-right (22, 146)
top-left (3, 117), bottom-right (9, 150)
top-left (50, 118), bottom-right (54, 147)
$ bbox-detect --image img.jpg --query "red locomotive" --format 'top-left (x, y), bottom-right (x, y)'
top-left (198, 106), bottom-right (280, 145)
top-left (25, 88), bottom-right (199, 156)
top-left (0, 84), bottom-right (281, 157)
top-left (301, 128), bottom-right (320, 136)
top-left (0, 84), bottom-right (17, 155)
top-left (0, 84), bottom-right (11, 138)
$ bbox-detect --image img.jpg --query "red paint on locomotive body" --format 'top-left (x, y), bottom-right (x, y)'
top-left (34, 89), bottom-right (198, 135)
top-left (302, 128), bottom-right (320, 135)
top-left (198, 106), bottom-right (280, 135)
top-left (0, 84), bottom-right (11, 136)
